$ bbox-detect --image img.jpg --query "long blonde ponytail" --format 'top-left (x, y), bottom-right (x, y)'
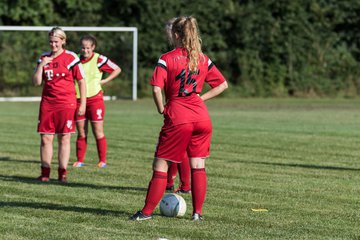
top-left (172, 16), bottom-right (202, 72)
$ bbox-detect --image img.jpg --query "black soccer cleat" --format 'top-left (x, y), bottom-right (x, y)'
top-left (166, 185), bottom-right (174, 192)
top-left (174, 188), bottom-right (191, 194)
top-left (192, 213), bottom-right (203, 221)
top-left (130, 211), bottom-right (152, 221)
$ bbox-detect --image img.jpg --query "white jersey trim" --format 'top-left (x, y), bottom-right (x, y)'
top-left (98, 55), bottom-right (108, 68)
top-left (158, 59), bottom-right (166, 67)
top-left (66, 50), bottom-right (81, 69)
top-left (77, 63), bottom-right (85, 80)
top-left (106, 59), bottom-right (120, 70)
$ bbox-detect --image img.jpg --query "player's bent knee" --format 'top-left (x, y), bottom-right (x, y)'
top-left (152, 158), bottom-right (169, 172)
top-left (190, 157), bottom-right (206, 169)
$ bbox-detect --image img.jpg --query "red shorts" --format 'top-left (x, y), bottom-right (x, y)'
top-left (154, 120), bottom-right (212, 163)
top-left (37, 107), bottom-right (76, 134)
top-left (75, 96), bottom-right (105, 122)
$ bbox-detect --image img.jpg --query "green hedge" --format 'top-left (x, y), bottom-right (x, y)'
top-left (0, 0), bottom-right (359, 97)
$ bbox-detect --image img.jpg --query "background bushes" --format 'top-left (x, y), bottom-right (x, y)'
top-left (0, 0), bottom-right (359, 98)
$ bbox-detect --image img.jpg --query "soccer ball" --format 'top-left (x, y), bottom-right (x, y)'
top-left (160, 193), bottom-right (187, 217)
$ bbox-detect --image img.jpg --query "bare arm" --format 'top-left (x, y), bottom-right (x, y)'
top-left (32, 57), bottom-right (53, 86)
top-left (77, 79), bottom-right (87, 116)
top-left (200, 81), bottom-right (228, 101)
top-left (152, 85), bottom-right (164, 114)
top-left (100, 67), bottom-right (121, 86)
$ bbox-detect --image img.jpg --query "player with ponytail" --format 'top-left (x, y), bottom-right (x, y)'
top-left (164, 17), bottom-right (192, 194)
top-left (131, 16), bottom-right (228, 221)
top-left (72, 35), bottom-right (121, 168)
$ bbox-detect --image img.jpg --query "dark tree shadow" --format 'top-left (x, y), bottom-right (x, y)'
top-left (242, 160), bottom-right (360, 171)
top-left (0, 174), bottom-right (147, 192)
top-left (0, 201), bottom-right (129, 217)
top-left (0, 157), bottom-right (38, 164)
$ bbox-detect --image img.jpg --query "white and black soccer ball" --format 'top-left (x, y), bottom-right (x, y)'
top-left (160, 193), bottom-right (186, 217)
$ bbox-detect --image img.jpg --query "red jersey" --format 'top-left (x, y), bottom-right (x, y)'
top-left (77, 53), bottom-right (119, 100)
top-left (80, 53), bottom-right (119, 73)
top-left (38, 49), bottom-right (85, 109)
top-left (151, 48), bottom-right (225, 126)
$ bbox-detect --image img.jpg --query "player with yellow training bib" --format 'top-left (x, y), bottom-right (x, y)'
top-left (73, 35), bottom-right (121, 168)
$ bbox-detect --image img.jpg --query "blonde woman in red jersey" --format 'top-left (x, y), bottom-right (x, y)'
top-left (33, 27), bottom-right (86, 183)
top-left (164, 17), bottom-right (192, 194)
top-left (131, 16), bottom-right (228, 221)
top-left (72, 35), bottom-right (121, 169)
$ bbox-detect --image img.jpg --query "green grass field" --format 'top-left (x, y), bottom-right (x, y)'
top-left (1, 98), bottom-right (360, 240)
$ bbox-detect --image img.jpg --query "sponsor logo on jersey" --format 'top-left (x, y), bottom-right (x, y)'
top-left (66, 120), bottom-right (73, 129)
top-left (44, 70), bottom-right (54, 80)
top-left (96, 109), bottom-right (103, 119)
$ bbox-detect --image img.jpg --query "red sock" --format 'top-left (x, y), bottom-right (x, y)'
top-left (179, 158), bottom-right (191, 191)
top-left (191, 168), bottom-right (207, 215)
top-left (58, 168), bottom-right (67, 180)
top-left (76, 137), bottom-right (87, 162)
top-left (142, 171), bottom-right (167, 215)
top-left (167, 162), bottom-right (178, 188)
top-left (41, 166), bottom-right (50, 178)
top-left (96, 137), bottom-right (107, 163)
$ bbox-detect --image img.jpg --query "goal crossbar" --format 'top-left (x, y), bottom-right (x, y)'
top-left (0, 26), bottom-right (138, 100)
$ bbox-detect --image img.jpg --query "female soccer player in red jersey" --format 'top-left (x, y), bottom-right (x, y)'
top-left (32, 27), bottom-right (86, 183)
top-left (72, 35), bottom-right (121, 168)
top-left (164, 17), bottom-right (191, 194)
top-left (131, 16), bottom-right (228, 221)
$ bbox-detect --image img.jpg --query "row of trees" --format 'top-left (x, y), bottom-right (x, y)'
top-left (1, 0), bottom-right (360, 97)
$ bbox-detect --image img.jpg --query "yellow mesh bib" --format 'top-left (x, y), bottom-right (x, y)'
top-left (76, 53), bottom-right (103, 98)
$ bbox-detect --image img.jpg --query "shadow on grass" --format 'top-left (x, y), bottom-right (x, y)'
top-left (0, 156), bottom-right (38, 164)
top-left (0, 201), bottom-right (129, 217)
top-left (248, 160), bottom-right (360, 171)
top-left (0, 174), bottom-right (147, 192)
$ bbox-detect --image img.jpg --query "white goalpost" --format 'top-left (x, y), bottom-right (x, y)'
top-left (0, 26), bottom-right (138, 101)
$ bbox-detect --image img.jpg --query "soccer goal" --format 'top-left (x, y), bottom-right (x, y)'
top-left (0, 26), bottom-right (138, 101)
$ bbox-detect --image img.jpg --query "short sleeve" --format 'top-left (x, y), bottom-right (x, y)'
top-left (72, 63), bottom-right (85, 81)
top-left (205, 58), bottom-right (225, 88)
top-left (150, 57), bottom-right (167, 89)
top-left (98, 55), bottom-right (120, 73)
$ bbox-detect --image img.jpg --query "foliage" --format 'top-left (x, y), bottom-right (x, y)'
top-left (0, 0), bottom-right (359, 97)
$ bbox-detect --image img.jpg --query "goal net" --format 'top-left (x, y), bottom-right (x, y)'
top-left (0, 26), bottom-right (138, 101)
